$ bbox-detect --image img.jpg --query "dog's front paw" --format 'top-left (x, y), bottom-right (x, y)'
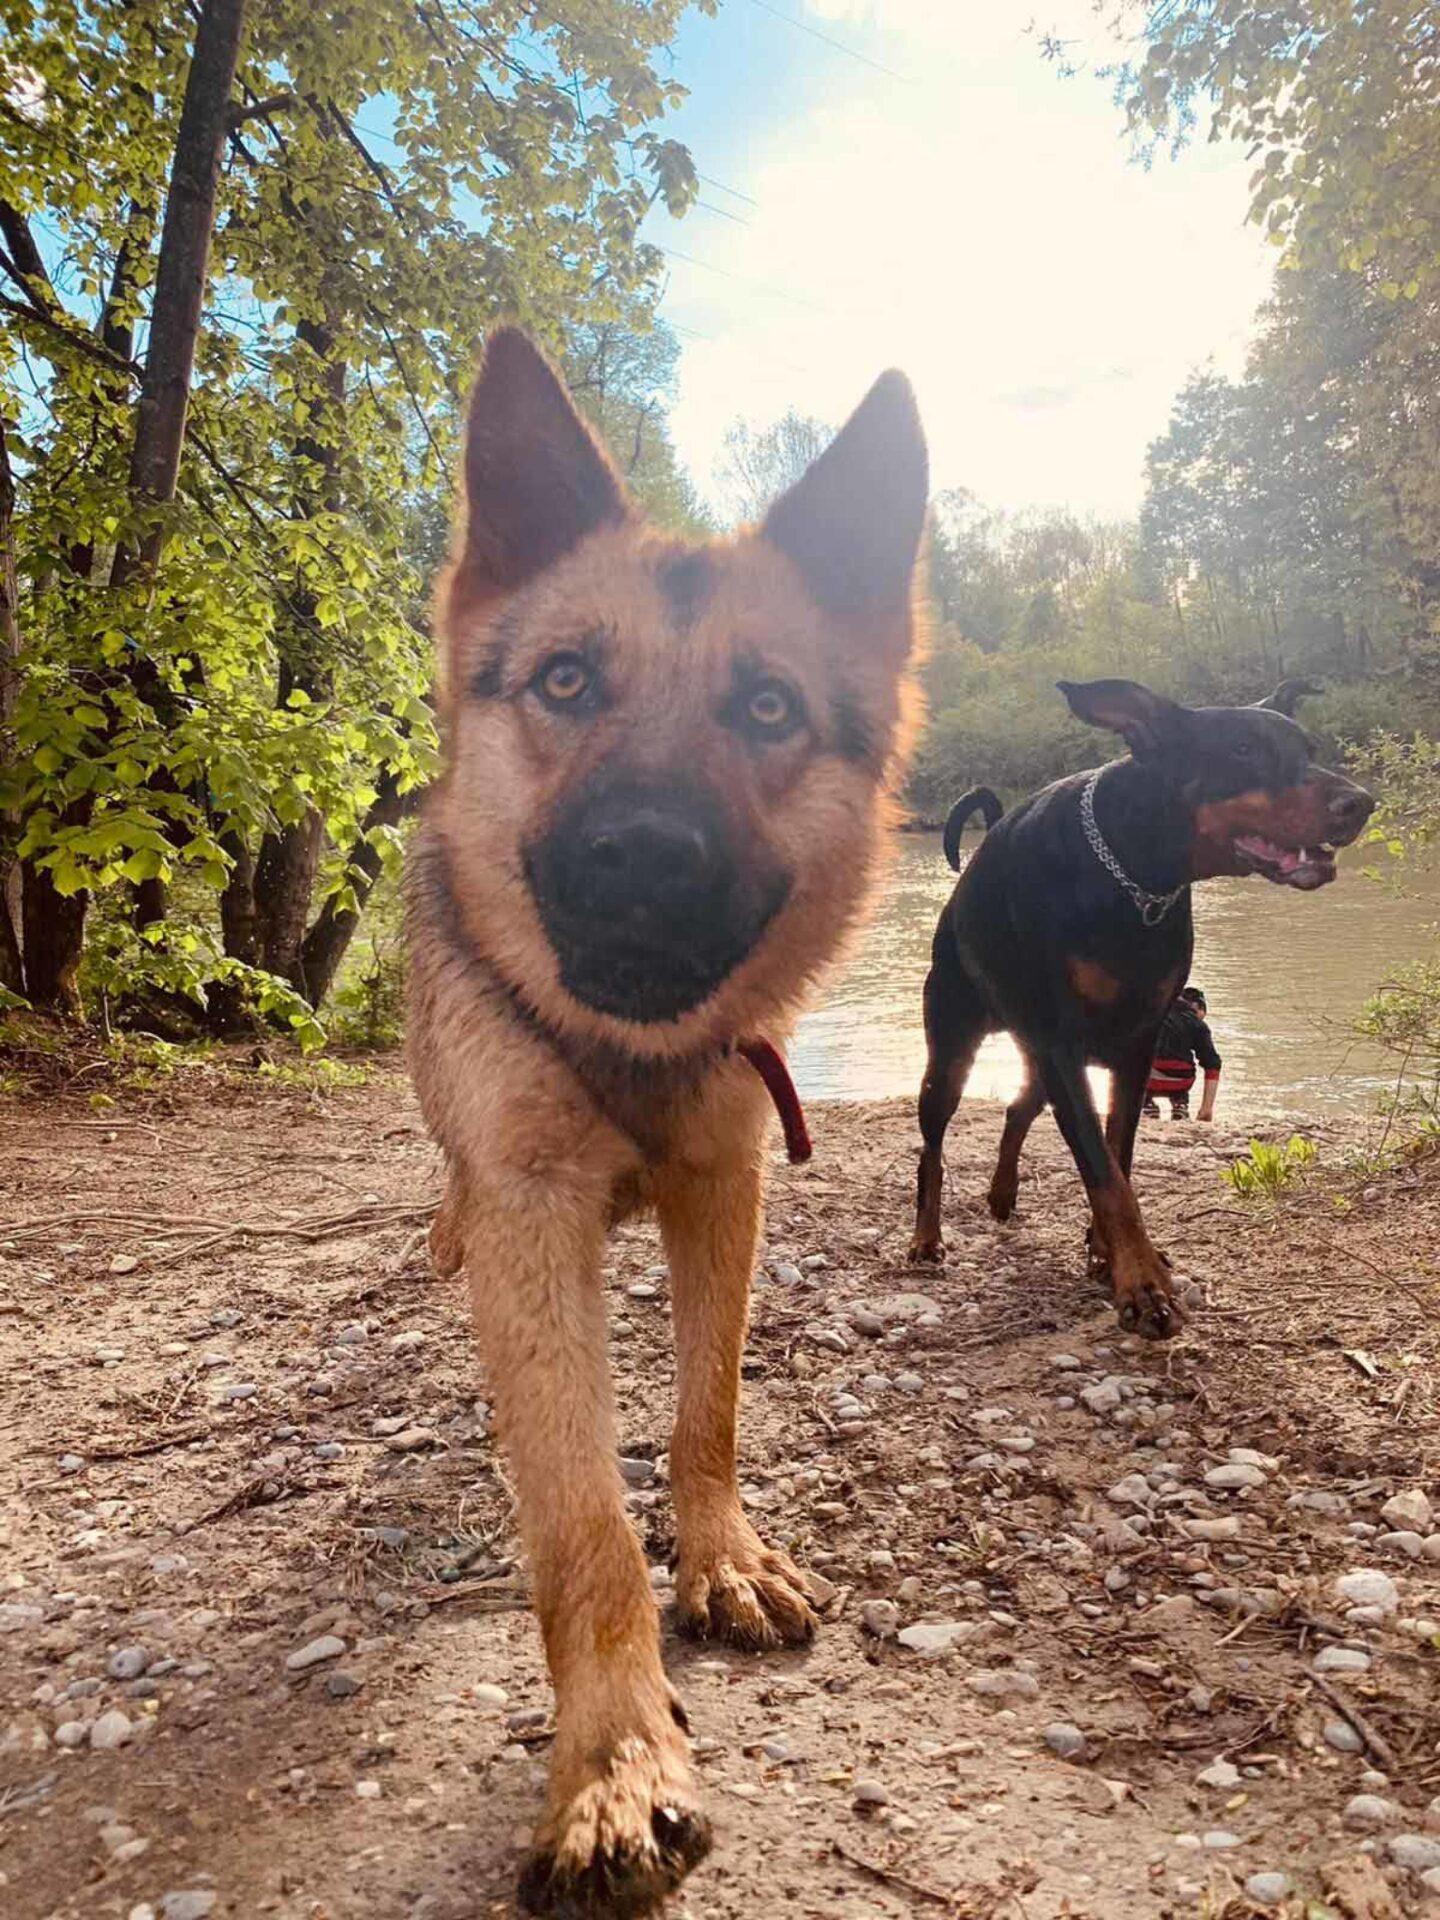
top-left (520, 1731), bottom-right (710, 1919)
top-left (907, 1233), bottom-right (946, 1265)
top-left (676, 1524), bottom-right (817, 1651)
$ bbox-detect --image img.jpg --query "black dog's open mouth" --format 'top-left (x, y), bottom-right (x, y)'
top-left (1232, 834), bottom-right (1338, 891)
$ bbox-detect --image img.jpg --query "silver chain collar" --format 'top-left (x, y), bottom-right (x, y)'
top-left (1079, 768), bottom-right (1185, 928)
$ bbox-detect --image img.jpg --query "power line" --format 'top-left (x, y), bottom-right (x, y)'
top-left (699, 171), bottom-right (758, 208)
top-left (695, 197), bottom-right (751, 226)
top-left (746, 0), bottom-right (914, 84)
top-left (658, 243), bottom-right (834, 314)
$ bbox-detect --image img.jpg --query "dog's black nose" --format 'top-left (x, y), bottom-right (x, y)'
top-left (585, 805), bottom-right (716, 912)
top-left (1329, 782), bottom-right (1374, 836)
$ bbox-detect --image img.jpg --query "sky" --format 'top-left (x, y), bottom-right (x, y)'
top-left (643, 0), bottom-right (1276, 521)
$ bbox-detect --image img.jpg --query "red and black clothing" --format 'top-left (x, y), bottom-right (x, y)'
top-left (1147, 999), bottom-right (1221, 1104)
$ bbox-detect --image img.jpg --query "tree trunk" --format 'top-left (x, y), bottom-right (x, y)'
top-left (254, 808), bottom-right (325, 989)
top-left (0, 414), bottom-right (24, 997)
top-left (299, 768), bottom-right (417, 1007)
top-left (20, 860), bottom-right (86, 1016)
top-left (251, 312), bottom-right (345, 994)
top-left (112, 0), bottom-right (249, 587)
top-left (110, 0), bottom-right (248, 931)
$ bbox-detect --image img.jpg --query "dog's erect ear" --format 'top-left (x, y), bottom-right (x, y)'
top-left (761, 370), bottom-right (927, 630)
top-left (1058, 678), bottom-right (1188, 758)
top-left (1255, 677), bottom-right (1322, 718)
top-left (456, 328), bottom-right (627, 599)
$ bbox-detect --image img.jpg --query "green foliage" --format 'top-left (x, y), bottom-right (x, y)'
top-left (1357, 961), bottom-right (1440, 1135)
top-left (1222, 1134), bottom-right (1318, 1204)
top-left (2, 0), bottom-right (707, 1018)
top-left (1104, 3), bottom-right (1440, 300)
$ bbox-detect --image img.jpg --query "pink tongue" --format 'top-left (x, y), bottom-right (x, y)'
top-left (1238, 835), bottom-right (1303, 872)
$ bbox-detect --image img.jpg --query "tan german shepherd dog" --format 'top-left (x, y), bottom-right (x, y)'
top-left (406, 328), bottom-right (926, 1916)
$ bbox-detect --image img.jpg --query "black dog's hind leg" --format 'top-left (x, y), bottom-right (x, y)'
top-left (1038, 1041), bottom-right (1182, 1340)
top-left (986, 1058), bottom-right (1045, 1222)
top-left (910, 950), bottom-right (986, 1264)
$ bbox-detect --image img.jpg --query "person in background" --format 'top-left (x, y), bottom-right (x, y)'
top-left (1143, 985), bottom-right (1222, 1121)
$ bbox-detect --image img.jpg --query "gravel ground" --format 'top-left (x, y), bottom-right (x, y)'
top-left (2, 1061), bottom-right (1439, 1919)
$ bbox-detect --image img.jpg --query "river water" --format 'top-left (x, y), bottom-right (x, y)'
top-left (791, 832), bottom-right (1439, 1119)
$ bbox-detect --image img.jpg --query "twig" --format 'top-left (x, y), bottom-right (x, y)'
top-left (413, 1580), bottom-right (530, 1611)
top-left (179, 1473), bottom-right (327, 1533)
top-left (831, 1839), bottom-right (957, 1909)
top-left (1311, 1672), bottom-right (1398, 1772)
top-left (83, 1424), bottom-right (211, 1463)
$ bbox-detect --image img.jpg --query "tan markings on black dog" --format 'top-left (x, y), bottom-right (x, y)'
top-left (1066, 956), bottom-right (1122, 1006)
top-left (407, 328), bottom-right (927, 1917)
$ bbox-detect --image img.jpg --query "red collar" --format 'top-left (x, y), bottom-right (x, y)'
top-left (737, 1038), bottom-right (812, 1164)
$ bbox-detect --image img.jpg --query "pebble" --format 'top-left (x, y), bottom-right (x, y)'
top-left (1042, 1722), bottom-right (1087, 1761)
top-left (1324, 1718), bottom-right (1365, 1753)
top-left (1080, 1379), bottom-right (1123, 1415)
top-left (160, 1894), bottom-right (217, 1920)
top-left (1382, 1489), bottom-right (1433, 1532)
top-left (852, 1779), bottom-right (889, 1808)
top-left (1196, 1759), bottom-right (1240, 1790)
top-left (471, 1683), bottom-right (508, 1707)
top-left (356, 1779), bottom-right (382, 1799)
top-left (1391, 1834), bottom-right (1440, 1873)
top-left (860, 1600), bottom-right (899, 1640)
top-left (58, 1454), bottom-right (86, 1475)
top-left (847, 1308), bottom-right (884, 1337)
top-left (1204, 1462), bottom-right (1266, 1491)
top-left (967, 1668), bottom-right (1040, 1700)
top-left (618, 1457), bottom-right (654, 1486)
top-left (1181, 1518), bottom-right (1242, 1542)
top-left (1336, 1569), bottom-right (1399, 1613)
top-left (383, 1427), bottom-right (435, 1453)
top-left (219, 1383), bottom-right (257, 1402)
top-left (1228, 1447), bottom-right (1279, 1470)
top-left (1202, 1830), bottom-right (1241, 1850)
top-left (325, 1672), bottom-right (361, 1699)
top-left (335, 1322), bottom-right (368, 1345)
top-left (1380, 1530), bottom-right (1425, 1559)
top-left (894, 1372), bottom-right (924, 1394)
top-left (1345, 1794), bottom-right (1398, 1830)
top-left (896, 1621), bottom-right (969, 1656)
top-left (1244, 1872), bottom-right (1291, 1906)
top-left (1108, 1474), bottom-right (1151, 1508)
top-left (286, 1635), bottom-right (346, 1672)
top-left (107, 1646), bottom-right (149, 1681)
top-left (312, 1442), bottom-right (345, 1462)
top-left (89, 1710), bottom-right (134, 1750)
top-left (1314, 1646), bottom-right (1371, 1674)
top-left (1052, 1354), bottom-right (1082, 1371)
top-left (627, 1282), bottom-right (660, 1300)
top-left (54, 1721), bottom-right (87, 1748)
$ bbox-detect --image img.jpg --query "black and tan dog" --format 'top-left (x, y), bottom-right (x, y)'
top-left (406, 330), bottom-right (927, 1915)
top-left (909, 678), bottom-right (1373, 1337)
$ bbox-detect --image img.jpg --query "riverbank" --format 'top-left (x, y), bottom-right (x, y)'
top-left (2, 1071), bottom-right (1439, 1918)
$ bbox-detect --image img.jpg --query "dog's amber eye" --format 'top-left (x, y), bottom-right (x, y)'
top-left (745, 681), bottom-right (800, 736)
top-left (534, 653), bottom-right (592, 709)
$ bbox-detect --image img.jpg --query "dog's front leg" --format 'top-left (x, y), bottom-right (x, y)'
top-left (456, 1172), bottom-right (710, 1916)
top-left (660, 1157), bottom-right (817, 1650)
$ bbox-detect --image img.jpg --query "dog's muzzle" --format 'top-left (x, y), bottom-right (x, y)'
top-left (525, 783), bottom-right (789, 1023)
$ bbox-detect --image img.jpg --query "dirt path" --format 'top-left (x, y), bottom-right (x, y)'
top-left (3, 1067), bottom-right (1440, 1920)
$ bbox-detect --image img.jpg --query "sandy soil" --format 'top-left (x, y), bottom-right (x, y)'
top-left (2, 1060), bottom-right (1440, 1920)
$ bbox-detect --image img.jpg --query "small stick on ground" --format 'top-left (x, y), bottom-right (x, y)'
top-left (831, 1839), bottom-right (957, 1908)
top-left (1311, 1671), bottom-right (1398, 1772)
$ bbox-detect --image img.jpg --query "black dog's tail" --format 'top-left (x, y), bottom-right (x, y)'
top-left (942, 787), bottom-right (1003, 870)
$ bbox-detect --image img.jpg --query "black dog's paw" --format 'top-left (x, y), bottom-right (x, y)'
top-left (907, 1236), bottom-right (946, 1265)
